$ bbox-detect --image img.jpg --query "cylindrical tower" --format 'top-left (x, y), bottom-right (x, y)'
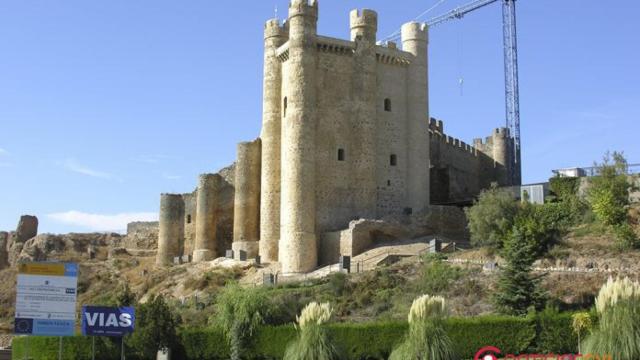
top-left (279, 0), bottom-right (318, 273)
top-left (233, 138), bottom-right (262, 259)
top-left (193, 173), bottom-right (221, 262)
top-left (402, 22), bottom-right (430, 212)
top-left (260, 18), bottom-right (288, 263)
top-left (492, 128), bottom-right (510, 186)
top-left (350, 9), bottom-right (378, 220)
top-left (156, 194), bottom-right (185, 266)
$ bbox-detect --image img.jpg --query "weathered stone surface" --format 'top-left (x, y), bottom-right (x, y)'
top-left (10, 232), bottom-right (123, 264)
top-left (15, 215), bottom-right (38, 243)
top-left (124, 221), bottom-right (159, 250)
top-left (0, 232), bottom-right (8, 269)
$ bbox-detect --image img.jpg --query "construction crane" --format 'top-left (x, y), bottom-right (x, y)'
top-left (426, 0), bottom-right (521, 185)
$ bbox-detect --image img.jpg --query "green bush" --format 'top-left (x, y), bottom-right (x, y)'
top-left (419, 255), bottom-right (463, 295)
top-left (549, 176), bottom-right (581, 200)
top-left (180, 327), bottom-right (230, 360)
top-left (587, 151), bottom-right (631, 226)
top-left (533, 308), bottom-right (578, 353)
top-left (127, 294), bottom-right (180, 359)
top-left (613, 223), bottom-right (639, 250)
top-left (15, 313), bottom-right (586, 360)
top-left (465, 185), bottom-right (519, 248)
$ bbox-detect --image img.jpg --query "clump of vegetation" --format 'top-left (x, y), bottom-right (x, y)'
top-left (212, 285), bottom-right (275, 360)
top-left (419, 254), bottom-right (464, 295)
top-left (493, 225), bottom-right (547, 316)
top-left (572, 312), bottom-right (593, 354)
top-left (127, 294), bottom-right (180, 359)
top-left (587, 151), bottom-right (631, 226)
top-left (582, 277), bottom-right (640, 359)
top-left (390, 294), bottom-right (455, 360)
top-left (465, 185), bottom-right (519, 248)
top-left (284, 302), bottom-right (341, 360)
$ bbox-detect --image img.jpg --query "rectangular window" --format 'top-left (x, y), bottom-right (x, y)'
top-left (338, 148), bottom-right (345, 161)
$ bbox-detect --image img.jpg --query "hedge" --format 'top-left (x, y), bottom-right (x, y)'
top-left (14, 313), bottom-right (579, 359)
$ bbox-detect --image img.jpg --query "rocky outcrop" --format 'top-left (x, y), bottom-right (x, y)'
top-left (14, 215), bottom-right (38, 243)
top-left (9, 232), bottom-right (123, 265)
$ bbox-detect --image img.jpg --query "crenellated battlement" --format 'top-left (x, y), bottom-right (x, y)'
top-left (264, 18), bottom-right (289, 40)
top-left (429, 131), bottom-right (479, 157)
top-left (289, 0), bottom-right (318, 20)
top-left (350, 9), bottom-right (377, 42)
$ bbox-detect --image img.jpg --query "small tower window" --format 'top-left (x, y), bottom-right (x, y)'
top-left (384, 98), bottom-right (392, 112)
top-left (186, 214), bottom-right (192, 224)
top-left (390, 154), bottom-right (397, 166)
top-left (338, 148), bottom-right (345, 161)
top-left (387, 180), bottom-right (391, 186)
top-left (283, 97), bottom-right (288, 117)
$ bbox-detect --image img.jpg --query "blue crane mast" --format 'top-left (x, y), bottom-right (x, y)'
top-left (426, 0), bottom-right (521, 185)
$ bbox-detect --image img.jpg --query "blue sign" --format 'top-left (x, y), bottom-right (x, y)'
top-left (81, 306), bottom-right (135, 337)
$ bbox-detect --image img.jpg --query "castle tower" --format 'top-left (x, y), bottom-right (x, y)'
top-left (232, 139), bottom-right (262, 259)
top-left (279, 0), bottom-right (319, 273)
top-left (401, 22), bottom-right (430, 211)
top-left (193, 173), bottom-right (222, 262)
top-left (491, 128), bottom-right (510, 186)
top-left (350, 9), bottom-right (378, 219)
top-left (259, 18), bottom-right (288, 263)
top-left (156, 193), bottom-right (185, 266)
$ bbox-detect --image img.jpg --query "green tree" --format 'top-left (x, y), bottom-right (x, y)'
top-left (493, 226), bottom-right (546, 316)
top-left (465, 184), bottom-right (519, 248)
top-left (127, 295), bottom-right (180, 359)
top-left (587, 151), bottom-right (631, 226)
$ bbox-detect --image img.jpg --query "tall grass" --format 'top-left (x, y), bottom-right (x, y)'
top-left (284, 302), bottom-right (341, 360)
top-left (389, 295), bottom-right (456, 360)
top-left (582, 277), bottom-right (640, 359)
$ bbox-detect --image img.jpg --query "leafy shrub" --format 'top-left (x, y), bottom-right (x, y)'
top-left (549, 176), bottom-right (581, 200)
top-left (465, 185), bottom-right (519, 248)
top-left (534, 308), bottom-right (578, 353)
top-left (419, 254), bottom-right (463, 295)
top-left (328, 272), bottom-right (349, 296)
top-left (587, 151), bottom-right (631, 226)
top-left (613, 223), bottom-right (639, 250)
top-left (127, 294), bottom-right (180, 359)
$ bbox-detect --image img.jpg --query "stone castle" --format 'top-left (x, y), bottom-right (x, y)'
top-left (155, 0), bottom-right (520, 273)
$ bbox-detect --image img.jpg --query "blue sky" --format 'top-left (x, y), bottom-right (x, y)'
top-left (1, 0), bottom-right (638, 234)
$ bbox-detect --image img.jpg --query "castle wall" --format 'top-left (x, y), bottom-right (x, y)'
top-left (182, 191), bottom-right (197, 255)
top-left (430, 119), bottom-right (515, 203)
top-left (232, 139), bottom-right (262, 259)
top-left (156, 194), bottom-right (185, 266)
top-left (124, 221), bottom-right (159, 250)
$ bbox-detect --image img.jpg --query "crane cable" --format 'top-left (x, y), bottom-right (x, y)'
top-left (380, 0), bottom-right (448, 43)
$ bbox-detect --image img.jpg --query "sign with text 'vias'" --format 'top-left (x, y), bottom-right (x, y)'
top-left (81, 306), bottom-right (135, 337)
top-left (14, 262), bottom-right (78, 336)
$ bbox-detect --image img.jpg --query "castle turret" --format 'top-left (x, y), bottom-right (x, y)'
top-left (402, 22), bottom-right (430, 211)
top-left (156, 194), bottom-right (185, 266)
top-left (279, 0), bottom-right (318, 273)
top-left (193, 174), bottom-right (222, 262)
top-left (260, 18), bottom-right (288, 263)
top-left (491, 128), bottom-right (510, 186)
top-left (350, 9), bottom-right (378, 219)
top-left (232, 139), bottom-right (262, 259)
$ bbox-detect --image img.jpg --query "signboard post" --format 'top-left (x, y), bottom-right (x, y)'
top-left (14, 262), bottom-right (78, 337)
top-left (82, 306), bottom-right (135, 360)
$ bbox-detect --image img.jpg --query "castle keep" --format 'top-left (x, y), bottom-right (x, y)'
top-left (155, 0), bottom-right (519, 273)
